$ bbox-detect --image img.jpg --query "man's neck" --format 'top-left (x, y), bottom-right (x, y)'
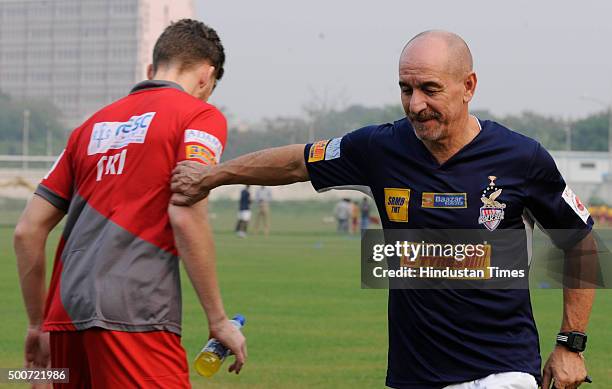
top-left (421, 115), bottom-right (481, 165)
top-left (151, 70), bottom-right (199, 98)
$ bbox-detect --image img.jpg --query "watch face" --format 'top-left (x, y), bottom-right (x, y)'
top-left (572, 336), bottom-right (585, 349)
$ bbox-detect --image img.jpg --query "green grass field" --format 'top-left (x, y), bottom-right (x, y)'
top-left (0, 200), bottom-right (611, 388)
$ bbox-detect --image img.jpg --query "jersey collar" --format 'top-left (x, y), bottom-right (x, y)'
top-left (129, 80), bottom-right (185, 94)
top-left (407, 115), bottom-right (488, 169)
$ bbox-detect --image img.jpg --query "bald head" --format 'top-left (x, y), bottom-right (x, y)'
top-left (397, 30), bottom-right (478, 145)
top-left (400, 30), bottom-right (473, 79)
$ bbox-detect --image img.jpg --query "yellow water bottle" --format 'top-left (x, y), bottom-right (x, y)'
top-left (194, 314), bottom-right (246, 377)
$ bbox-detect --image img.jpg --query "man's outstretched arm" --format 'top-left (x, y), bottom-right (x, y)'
top-left (171, 144), bottom-right (308, 206)
top-left (169, 199), bottom-right (246, 373)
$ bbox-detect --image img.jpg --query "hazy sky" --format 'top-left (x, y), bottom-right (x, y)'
top-left (196, 0), bottom-right (612, 122)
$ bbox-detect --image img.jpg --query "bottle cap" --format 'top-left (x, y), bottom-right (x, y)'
top-left (232, 314), bottom-right (246, 326)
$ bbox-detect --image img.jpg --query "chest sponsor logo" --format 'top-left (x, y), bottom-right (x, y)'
top-left (400, 242), bottom-right (492, 280)
top-left (186, 145), bottom-right (217, 165)
top-left (88, 112), bottom-right (156, 155)
top-left (478, 175), bottom-right (506, 231)
top-left (308, 140), bottom-right (329, 163)
top-left (421, 192), bottom-right (467, 208)
top-left (384, 188), bottom-right (410, 222)
top-left (184, 129), bottom-right (223, 158)
top-left (561, 185), bottom-right (590, 224)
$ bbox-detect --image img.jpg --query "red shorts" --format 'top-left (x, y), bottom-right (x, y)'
top-left (50, 328), bottom-right (191, 389)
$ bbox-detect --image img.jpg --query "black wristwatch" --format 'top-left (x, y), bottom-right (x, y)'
top-left (556, 331), bottom-right (587, 352)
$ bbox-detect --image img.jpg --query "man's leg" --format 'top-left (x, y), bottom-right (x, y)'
top-left (50, 331), bottom-right (91, 389)
top-left (83, 328), bottom-right (190, 389)
top-left (253, 208), bottom-right (261, 234)
top-left (241, 211), bottom-right (251, 235)
top-left (262, 203), bottom-right (270, 236)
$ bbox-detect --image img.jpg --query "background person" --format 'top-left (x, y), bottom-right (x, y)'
top-left (253, 185), bottom-right (272, 236)
top-left (350, 200), bottom-right (360, 234)
top-left (360, 197), bottom-right (371, 231)
top-left (236, 185), bottom-right (251, 237)
top-left (333, 198), bottom-right (351, 233)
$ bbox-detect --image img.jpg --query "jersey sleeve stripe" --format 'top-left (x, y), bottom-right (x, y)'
top-left (35, 184), bottom-right (70, 212)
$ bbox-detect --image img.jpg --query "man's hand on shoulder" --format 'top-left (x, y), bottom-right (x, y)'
top-left (171, 161), bottom-right (213, 206)
top-left (542, 345), bottom-right (588, 388)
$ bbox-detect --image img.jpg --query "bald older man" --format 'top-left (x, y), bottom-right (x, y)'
top-left (170, 31), bottom-right (595, 389)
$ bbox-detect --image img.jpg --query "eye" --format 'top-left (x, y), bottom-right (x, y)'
top-left (401, 87), bottom-right (413, 95)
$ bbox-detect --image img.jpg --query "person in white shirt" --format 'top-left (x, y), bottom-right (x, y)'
top-left (254, 186), bottom-right (272, 236)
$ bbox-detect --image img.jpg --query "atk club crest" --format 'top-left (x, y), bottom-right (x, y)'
top-left (478, 176), bottom-right (506, 231)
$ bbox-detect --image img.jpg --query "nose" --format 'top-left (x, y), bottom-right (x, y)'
top-left (409, 90), bottom-right (427, 115)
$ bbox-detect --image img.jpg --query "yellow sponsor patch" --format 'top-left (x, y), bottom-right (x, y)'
top-left (399, 242), bottom-right (492, 279)
top-left (384, 188), bottom-right (410, 222)
top-left (308, 140), bottom-right (329, 163)
top-left (186, 144), bottom-right (216, 165)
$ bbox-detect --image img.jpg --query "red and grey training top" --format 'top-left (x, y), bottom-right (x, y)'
top-left (36, 80), bottom-right (227, 335)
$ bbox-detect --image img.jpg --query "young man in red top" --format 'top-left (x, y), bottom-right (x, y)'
top-left (14, 19), bottom-right (246, 388)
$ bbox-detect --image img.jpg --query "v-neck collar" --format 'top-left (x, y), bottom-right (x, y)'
top-left (410, 116), bottom-right (486, 170)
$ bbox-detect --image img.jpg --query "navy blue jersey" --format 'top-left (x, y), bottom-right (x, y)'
top-left (304, 118), bottom-right (593, 388)
top-left (239, 188), bottom-right (251, 211)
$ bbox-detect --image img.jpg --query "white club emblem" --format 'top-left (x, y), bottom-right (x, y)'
top-left (478, 176), bottom-right (506, 231)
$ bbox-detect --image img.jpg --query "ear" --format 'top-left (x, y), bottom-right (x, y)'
top-left (146, 64), bottom-right (154, 80)
top-left (463, 72), bottom-right (477, 103)
top-left (199, 64), bottom-right (216, 89)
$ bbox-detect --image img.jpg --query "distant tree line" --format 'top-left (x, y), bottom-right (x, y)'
top-left (222, 105), bottom-right (611, 161)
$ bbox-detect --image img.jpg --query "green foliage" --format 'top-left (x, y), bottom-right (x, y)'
top-left (0, 91), bottom-right (67, 155)
top-left (223, 104), bottom-right (610, 160)
top-left (312, 104), bottom-right (406, 140)
top-left (571, 112), bottom-right (609, 151)
top-left (222, 104), bottom-right (406, 161)
top-left (491, 111), bottom-right (568, 150)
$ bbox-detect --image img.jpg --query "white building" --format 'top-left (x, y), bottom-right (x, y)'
top-left (550, 151), bottom-right (612, 202)
top-left (0, 0), bottom-right (194, 127)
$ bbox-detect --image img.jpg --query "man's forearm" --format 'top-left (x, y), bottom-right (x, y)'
top-left (14, 232), bottom-right (47, 327)
top-left (560, 289), bottom-right (594, 332)
top-left (560, 233), bottom-right (597, 332)
top-left (170, 201), bottom-right (227, 325)
top-left (14, 196), bottom-right (64, 327)
top-left (206, 144), bottom-right (309, 190)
